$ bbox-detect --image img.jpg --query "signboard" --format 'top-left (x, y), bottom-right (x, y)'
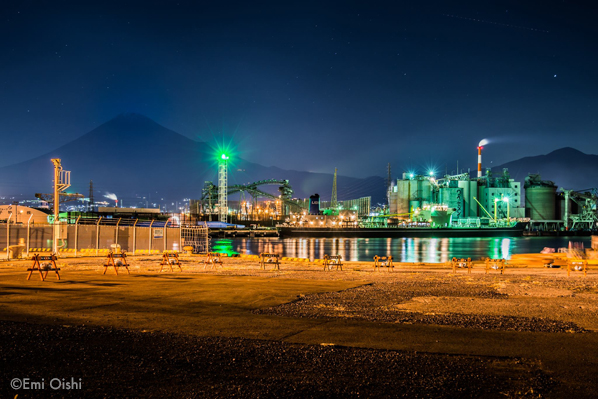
top-left (153, 228), bottom-right (164, 239)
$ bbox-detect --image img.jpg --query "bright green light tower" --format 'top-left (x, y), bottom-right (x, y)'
top-left (218, 153), bottom-right (229, 223)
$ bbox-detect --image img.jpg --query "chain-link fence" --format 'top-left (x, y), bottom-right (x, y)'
top-left (1, 218), bottom-right (209, 259)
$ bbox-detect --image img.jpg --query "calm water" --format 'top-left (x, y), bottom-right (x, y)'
top-left (214, 236), bottom-right (593, 263)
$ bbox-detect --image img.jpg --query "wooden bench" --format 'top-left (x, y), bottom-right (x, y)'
top-left (323, 254), bottom-right (343, 271)
top-left (160, 251), bottom-right (182, 272)
top-left (485, 258), bottom-right (505, 274)
top-left (204, 252), bottom-right (223, 269)
top-left (260, 253), bottom-right (281, 270)
top-left (374, 255), bottom-right (393, 271)
top-left (451, 257), bottom-right (472, 274)
top-left (27, 254), bottom-right (60, 281)
top-left (567, 259), bottom-right (588, 277)
top-left (103, 251), bottom-right (130, 275)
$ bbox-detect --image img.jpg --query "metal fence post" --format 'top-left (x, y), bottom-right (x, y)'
top-left (26, 214), bottom-right (33, 257)
top-left (96, 217), bottom-right (102, 256)
top-left (74, 216), bottom-right (81, 257)
top-left (164, 220), bottom-right (169, 252)
top-left (115, 218), bottom-right (121, 250)
top-left (133, 219), bottom-right (138, 255)
top-left (149, 220), bottom-right (154, 252)
top-left (6, 214), bottom-right (11, 259)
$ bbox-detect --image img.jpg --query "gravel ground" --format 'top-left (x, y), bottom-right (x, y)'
top-left (255, 278), bottom-right (591, 333)
top-left (1, 320), bottom-right (552, 398)
top-left (5, 255), bottom-right (597, 333)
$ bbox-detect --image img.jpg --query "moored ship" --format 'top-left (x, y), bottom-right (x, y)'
top-left (277, 219), bottom-right (529, 238)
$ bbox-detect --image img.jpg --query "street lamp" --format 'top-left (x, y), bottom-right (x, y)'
top-left (494, 197), bottom-right (499, 222)
top-left (503, 196), bottom-right (510, 221)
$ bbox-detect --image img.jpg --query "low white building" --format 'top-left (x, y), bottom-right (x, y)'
top-left (0, 205), bottom-right (51, 224)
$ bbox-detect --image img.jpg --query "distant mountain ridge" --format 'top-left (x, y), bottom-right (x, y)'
top-left (492, 147), bottom-right (598, 190)
top-left (0, 114), bottom-right (386, 206)
top-left (1, 114), bottom-right (594, 208)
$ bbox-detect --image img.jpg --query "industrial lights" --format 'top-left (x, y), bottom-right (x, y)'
top-left (221, 154), bottom-right (229, 160)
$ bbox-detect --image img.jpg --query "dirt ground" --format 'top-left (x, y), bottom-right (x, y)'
top-left (1, 254), bottom-right (597, 398)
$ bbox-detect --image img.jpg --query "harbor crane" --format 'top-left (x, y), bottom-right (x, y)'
top-left (560, 188), bottom-right (598, 231)
top-left (202, 179), bottom-right (307, 216)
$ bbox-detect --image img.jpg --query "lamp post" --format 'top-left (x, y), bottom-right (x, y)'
top-left (494, 198), bottom-right (499, 222)
top-left (218, 153), bottom-right (229, 223)
top-left (503, 196), bottom-right (510, 221)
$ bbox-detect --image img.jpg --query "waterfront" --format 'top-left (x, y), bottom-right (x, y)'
top-left (226, 236), bottom-right (593, 263)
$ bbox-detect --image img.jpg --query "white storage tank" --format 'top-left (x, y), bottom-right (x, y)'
top-left (395, 180), bottom-right (410, 216)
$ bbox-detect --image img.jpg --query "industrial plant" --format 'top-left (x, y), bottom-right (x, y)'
top-left (1, 143), bottom-right (598, 241)
top-left (387, 168), bottom-right (524, 227)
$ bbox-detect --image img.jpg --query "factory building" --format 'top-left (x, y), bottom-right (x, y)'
top-left (388, 168), bottom-right (525, 223)
top-left (437, 178), bottom-right (478, 219)
top-left (477, 169), bottom-right (524, 219)
top-left (524, 174), bottom-right (597, 232)
top-left (319, 196), bottom-right (371, 218)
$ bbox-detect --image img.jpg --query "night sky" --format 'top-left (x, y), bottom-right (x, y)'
top-left (1, 1), bottom-right (597, 178)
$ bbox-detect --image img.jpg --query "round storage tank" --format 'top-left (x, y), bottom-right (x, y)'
top-left (457, 181), bottom-right (470, 217)
top-left (409, 200), bottom-right (421, 212)
top-left (525, 186), bottom-right (556, 220)
top-left (421, 179), bottom-right (432, 205)
top-left (395, 180), bottom-right (410, 217)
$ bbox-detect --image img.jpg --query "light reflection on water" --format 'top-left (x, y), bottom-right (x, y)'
top-left (228, 236), bottom-right (592, 263)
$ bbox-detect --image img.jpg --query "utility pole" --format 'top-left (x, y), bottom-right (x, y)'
top-left (88, 180), bottom-right (94, 212)
top-left (51, 159), bottom-right (71, 253)
top-left (331, 168), bottom-right (338, 211)
top-left (387, 163), bottom-right (392, 210)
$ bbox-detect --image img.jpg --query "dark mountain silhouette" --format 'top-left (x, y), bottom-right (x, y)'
top-left (491, 147), bottom-right (598, 190)
top-left (0, 113), bottom-right (386, 206)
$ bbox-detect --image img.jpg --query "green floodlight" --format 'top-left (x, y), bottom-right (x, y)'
top-left (503, 196), bottom-right (510, 202)
top-left (221, 153), bottom-right (229, 160)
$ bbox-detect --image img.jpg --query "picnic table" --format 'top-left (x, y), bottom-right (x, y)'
top-left (323, 254), bottom-right (343, 271)
top-left (485, 258), bottom-right (505, 274)
top-left (567, 259), bottom-right (588, 277)
top-left (259, 253), bottom-right (281, 270)
top-left (103, 251), bottom-right (130, 275)
top-left (27, 254), bottom-right (60, 281)
top-left (373, 255), bottom-right (393, 271)
top-left (451, 257), bottom-right (472, 274)
top-left (160, 251), bottom-right (182, 272)
top-left (204, 252), bottom-right (223, 269)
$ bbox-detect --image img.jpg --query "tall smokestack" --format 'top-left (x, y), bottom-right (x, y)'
top-left (477, 139), bottom-right (488, 178)
top-left (477, 146), bottom-right (482, 178)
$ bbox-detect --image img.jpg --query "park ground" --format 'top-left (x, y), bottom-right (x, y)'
top-left (1, 255), bottom-right (597, 398)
